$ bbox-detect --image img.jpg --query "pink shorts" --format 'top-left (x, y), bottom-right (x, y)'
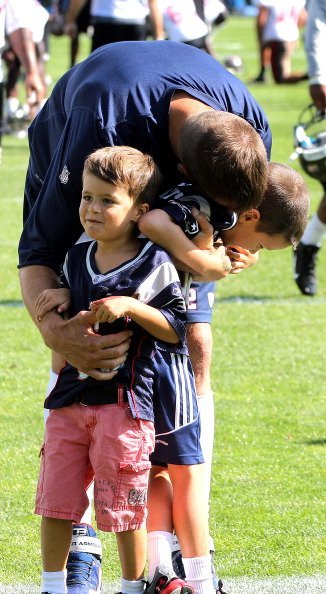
top-left (35, 402), bottom-right (155, 532)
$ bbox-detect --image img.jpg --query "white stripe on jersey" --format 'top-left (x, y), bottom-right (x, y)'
top-left (135, 261), bottom-right (180, 304)
top-left (62, 255), bottom-right (70, 286)
top-left (183, 354), bottom-right (194, 421)
top-left (84, 240), bottom-right (154, 282)
top-left (171, 353), bottom-right (195, 429)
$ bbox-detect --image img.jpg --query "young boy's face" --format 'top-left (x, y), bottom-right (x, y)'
top-left (221, 212), bottom-right (289, 253)
top-left (79, 170), bottom-right (143, 242)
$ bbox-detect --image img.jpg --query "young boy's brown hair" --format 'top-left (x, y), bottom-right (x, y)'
top-left (256, 162), bottom-right (310, 247)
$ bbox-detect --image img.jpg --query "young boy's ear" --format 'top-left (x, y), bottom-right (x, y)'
top-left (238, 209), bottom-right (261, 223)
top-left (133, 202), bottom-right (150, 221)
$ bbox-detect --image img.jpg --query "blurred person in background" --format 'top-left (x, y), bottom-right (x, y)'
top-left (253, 0), bottom-right (308, 84)
top-left (0, 0), bottom-right (47, 152)
top-left (158, 0), bottom-right (228, 57)
top-left (64, 0), bottom-right (165, 53)
top-left (293, 0), bottom-right (326, 296)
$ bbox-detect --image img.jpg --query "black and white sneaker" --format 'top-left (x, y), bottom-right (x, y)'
top-left (146, 564), bottom-right (193, 593)
top-left (294, 242), bottom-right (320, 296)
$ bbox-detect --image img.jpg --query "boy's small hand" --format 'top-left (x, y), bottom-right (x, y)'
top-left (226, 245), bottom-right (259, 274)
top-left (35, 288), bottom-right (71, 321)
top-left (191, 208), bottom-right (214, 250)
top-left (90, 297), bottom-right (131, 324)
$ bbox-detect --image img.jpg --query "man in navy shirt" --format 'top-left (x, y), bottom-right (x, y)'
top-left (18, 40), bottom-right (272, 592)
top-left (19, 40), bottom-right (271, 378)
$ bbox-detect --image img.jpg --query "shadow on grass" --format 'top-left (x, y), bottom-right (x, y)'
top-left (0, 300), bottom-right (24, 307)
top-left (303, 438), bottom-right (326, 446)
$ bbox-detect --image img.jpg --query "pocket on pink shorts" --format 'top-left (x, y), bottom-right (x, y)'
top-left (112, 461), bottom-right (151, 511)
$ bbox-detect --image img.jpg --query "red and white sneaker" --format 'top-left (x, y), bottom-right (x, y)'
top-left (146, 565), bottom-right (193, 594)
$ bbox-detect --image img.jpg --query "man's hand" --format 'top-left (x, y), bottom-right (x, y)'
top-left (19, 266), bottom-right (132, 380)
top-left (40, 309), bottom-right (132, 380)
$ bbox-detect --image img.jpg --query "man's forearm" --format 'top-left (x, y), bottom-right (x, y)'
top-left (19, 265), bottom-right (61, 324)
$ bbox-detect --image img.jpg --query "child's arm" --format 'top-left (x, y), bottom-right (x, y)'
top-left (90, 296), bottom-right (179, 344)
top-left (35, 288), bottom-right (71, 322)
top-left (138, 209), bottom-right (231, 281)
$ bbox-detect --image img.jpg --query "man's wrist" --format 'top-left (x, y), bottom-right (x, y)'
top-left (38, 310), bottom-right (65, 350)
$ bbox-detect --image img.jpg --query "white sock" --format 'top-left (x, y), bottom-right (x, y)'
top-left (120, 577), bottom-right (145, 594)
top-left (301, 213), bottom-right (326, 246)
top-left (197, 391), bottom-right (215, 502)
top-left (41, 570), bottom-right (67, 594)
top-left (147, 531), bottom-right (174, 582)
top-left (182, 556), bottom-right (215, 594)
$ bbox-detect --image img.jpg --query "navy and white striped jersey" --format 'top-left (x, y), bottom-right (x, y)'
top-left (45, 238), bottom-right (189, 423)
top-left (156, 182), bottom-right (237, 241)
top-left (19, 40), bottom-right (271, 273)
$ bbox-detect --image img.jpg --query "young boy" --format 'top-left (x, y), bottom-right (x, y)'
top-left (39, 157), bottom-right (310, 594)
top-left (139, 161), bottom-right (309, 280)
top-left (34, 146), bottom-right (203, 594)
top-left (139, 161), bottom-right (310, 588)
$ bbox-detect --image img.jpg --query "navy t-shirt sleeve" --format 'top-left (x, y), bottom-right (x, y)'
top-left (19, 109), bottom-right (104, 273)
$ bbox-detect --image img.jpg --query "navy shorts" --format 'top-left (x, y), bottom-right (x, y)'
top-left (186, 281), bottom-right (216, 324)
top-left (150, 347), bottom-right (204, 466)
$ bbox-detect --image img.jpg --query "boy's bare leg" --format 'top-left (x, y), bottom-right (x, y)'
top-left (186, 323), bottom-right (214, 503)
top-left (168, 463), bottom-right (209, 559)
top-left (186, 323), bottom-right (212, 396)
top-left (168, 464), bottom-right (216, 594)
top-left (41, 517), bottom-right (72, 571)
top-left (116, 528), bottom-right (147, 580)
top-left (147, 466), bottom-right (173, 532)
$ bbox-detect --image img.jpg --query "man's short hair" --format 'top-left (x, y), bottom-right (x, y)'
top-left (180, 111), bottom-right (268, 211)
top-left (83, 146), bottom-right (163, 206)
top-left (257, 162), bottom-right (310, 247)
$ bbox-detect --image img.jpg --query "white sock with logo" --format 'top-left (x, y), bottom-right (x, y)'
top-left (182, 556), bottom-right (215, 594)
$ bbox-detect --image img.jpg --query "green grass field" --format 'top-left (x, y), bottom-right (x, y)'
top-left (0, 15), bottom-right (325, 593)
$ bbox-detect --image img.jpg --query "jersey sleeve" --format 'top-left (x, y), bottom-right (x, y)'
top-left (134, 251), bottom-right (187, 346)
top-left (156, 184), bottom-right (236, 239)
top-left (156, 187), bottom-right (212, 239)
top-left (18, 107), bottom-right (104, 273)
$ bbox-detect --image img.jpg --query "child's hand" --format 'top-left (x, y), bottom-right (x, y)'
top-left (226, 245), bottom-right (260, 275)
top-left (192, 243), bottom-right (232, 281)
top-left (35, 288), bottom-right (71, 321)
top-left (90, 297), bottom-right (132, 324)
